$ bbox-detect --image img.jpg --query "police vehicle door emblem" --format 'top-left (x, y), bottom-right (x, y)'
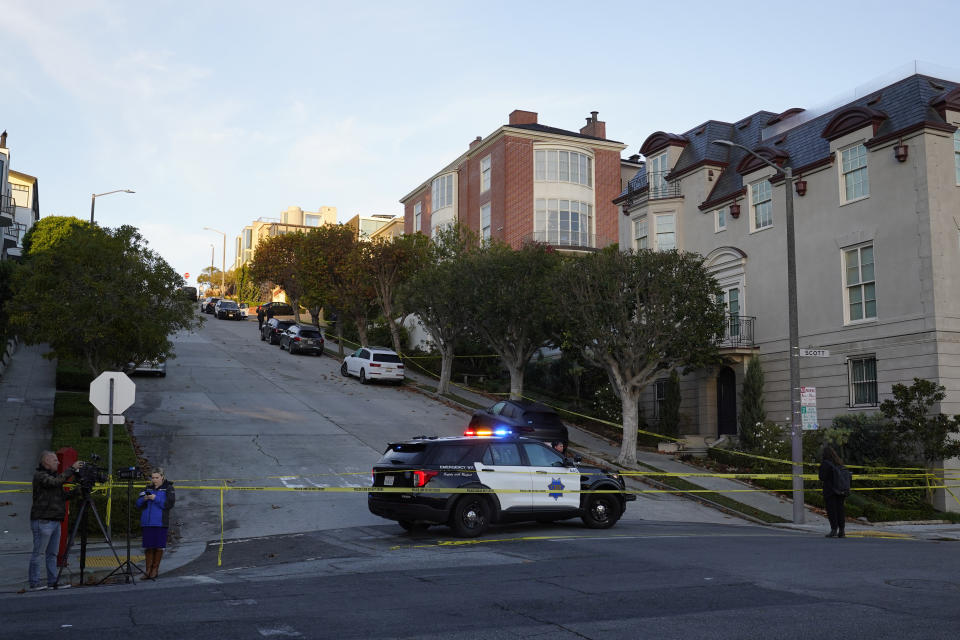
top-left (548, 478), bottom-right (564, 500)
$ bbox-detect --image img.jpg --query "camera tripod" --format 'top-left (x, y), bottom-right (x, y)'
top-left (101, 471), bottom-right (148, 584)
top-left (56, 484), bottom-right (123, 586)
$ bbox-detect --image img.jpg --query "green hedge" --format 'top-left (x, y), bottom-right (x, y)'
top-left (56, 361), bottom-right (95, 392)
top-left (52, 389), bottom-right (142, 537)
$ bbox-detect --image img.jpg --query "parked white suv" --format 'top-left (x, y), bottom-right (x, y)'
top-left (340, 346), bottom-right (404, 385)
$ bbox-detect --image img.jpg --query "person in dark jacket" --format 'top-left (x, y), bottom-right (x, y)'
top-left (30, 451), bottom-right (82, 590)
top-left (818, 446), bottom-right (847, 538)
top-left (256, 305), bottom-right (265, 330)
top-left (136, 468), bottom-right (176, 579)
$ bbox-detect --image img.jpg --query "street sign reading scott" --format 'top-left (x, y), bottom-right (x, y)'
top-left (800, 348), bottom-right (830, 357)
top-left (89, 371), bottom-right (136, 414)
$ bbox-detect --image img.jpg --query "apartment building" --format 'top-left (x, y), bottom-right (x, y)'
top-left (400, 110), bottom-right (628, 251)
top-left (344, 213), bottom-right (399, 241)
top-left (0, 132), bottom-right (39, 261)
top-left (234, 206), bottom-right (338, 268)
top-left (615, 66), bottom-right (960, 507)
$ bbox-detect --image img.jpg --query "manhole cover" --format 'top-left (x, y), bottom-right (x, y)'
top-left (885, 579), bottom-right (960, 592)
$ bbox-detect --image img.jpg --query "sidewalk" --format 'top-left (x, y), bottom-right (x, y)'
top-left (0, 345), bottom-right (201, 593)
top-left (402, 367), bottom-right (960, 542)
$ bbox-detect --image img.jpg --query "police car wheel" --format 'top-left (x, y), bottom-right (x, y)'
top-left (582, 494), bottom-right (620, 529)
top-left (450, 496), bottom-right (490, 537)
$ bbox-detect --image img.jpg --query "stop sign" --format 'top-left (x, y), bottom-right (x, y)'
top-left (185, 272), bottom-right (190, 279)
top-left (89, 372), bottom-right (136, 414)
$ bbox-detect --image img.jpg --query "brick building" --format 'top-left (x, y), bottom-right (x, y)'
top-left (400, 110), bottom-right (627, 251)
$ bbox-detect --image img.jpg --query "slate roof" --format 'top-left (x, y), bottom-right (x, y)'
top-left (619, 74), bottom-right (960, 206)
top-left (507, 123), bottom-right (623, 144)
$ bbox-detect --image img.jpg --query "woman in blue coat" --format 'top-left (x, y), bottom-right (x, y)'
top-left (136, 468), bottom-right (175, 579)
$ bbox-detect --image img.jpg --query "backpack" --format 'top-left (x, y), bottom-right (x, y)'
top-left (832, 464), bottom-right (852, 497)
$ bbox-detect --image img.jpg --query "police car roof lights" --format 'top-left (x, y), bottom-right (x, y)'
top-left (463, 426), bottom-right (514, 438)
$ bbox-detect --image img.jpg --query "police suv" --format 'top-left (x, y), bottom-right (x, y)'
top-left (368, 434), bottom-right (635, 537)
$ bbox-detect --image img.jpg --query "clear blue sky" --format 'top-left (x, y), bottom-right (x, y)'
top-left (1, 0), bottom-right (956, 283)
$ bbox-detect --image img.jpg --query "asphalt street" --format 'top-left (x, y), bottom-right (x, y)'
top-left (4, 521), bottom-right (959, 639)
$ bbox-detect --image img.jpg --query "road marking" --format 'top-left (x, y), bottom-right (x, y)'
top-left (392, 531), bottom-right (797, 550)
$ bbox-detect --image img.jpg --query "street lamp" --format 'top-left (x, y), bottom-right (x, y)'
top-left (203, 227), bottom-right (226, 296)
top-left (90, 189), bottom-right (135, 224)
top-left (712, 138), bottom-right (804, 524)
top-left (209, 244), bottom-right (215, 294)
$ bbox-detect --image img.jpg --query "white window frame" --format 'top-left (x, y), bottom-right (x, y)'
top-left (534, 149), bottom-right (593, 187)
top-left (413, 201), bottom-right (422, 232)
top-left (431, 173), bottom-right (455, 211)
top-left (480, 203), bottom-right (491, 242)
top-left (843, 243), bottom-right (876, 324)
top-left (648, 152), bottom-right (669, 198)
top-left (847, 355), bottom-right (878, 407)
top-left (633, 216), bottom-right (648, 250)
top-left (480, 156), bottom-right (491, 193)
top-left (715, 207), bottom-right (726, 232)
top-left (654, 213), bottom-right (676, 251)
top-left (840, 142), bottom-right (869, 203)
top-left (535, 198), bottom-right (593, 247)
top-left (750, 179), bottom-right (773, 232)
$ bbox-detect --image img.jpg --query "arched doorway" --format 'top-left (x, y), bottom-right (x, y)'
top-left (717, 367), bottom-right (737, 436)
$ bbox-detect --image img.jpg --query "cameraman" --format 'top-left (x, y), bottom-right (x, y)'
top-left (29, 451), bottom-right (82, 591)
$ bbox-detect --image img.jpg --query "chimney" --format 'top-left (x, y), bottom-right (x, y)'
top-left (629, 154), bottom-right (641, 163)
top-left (508, 110), bottom-right (538, 126)
top-left (579, 111), bottom-right (606, 139)
top-left (0, 131), bottom-right (6, 149)
top-left (469, 135), bottom-right (483, 149)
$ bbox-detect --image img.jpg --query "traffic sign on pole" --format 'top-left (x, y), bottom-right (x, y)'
top-left (89, 372), bottom-right (135, 414)
top-left (800, 386), bottom-right (818, 430)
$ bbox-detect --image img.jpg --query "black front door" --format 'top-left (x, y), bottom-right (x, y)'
top-left (717, 367), bottom-right (737, 436)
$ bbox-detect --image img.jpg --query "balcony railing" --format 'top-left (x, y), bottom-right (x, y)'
top-left (647, 171), bottom-right (681, 200)
top-left (718, 314), bottom-right (755, 348)
top-left (524, 231), bottom-right (618, 250)
top-left (0, 193), bottom-right (14, 215)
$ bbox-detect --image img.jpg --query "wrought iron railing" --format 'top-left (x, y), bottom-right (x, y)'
top-left (525, 231), bottom-right (597, 249)
top-left (718, 314), bottom-right (755, 348)
top-left (646, 171), bottom-right (681, 199)
top-left (0, 193), bottom-right (14, 215)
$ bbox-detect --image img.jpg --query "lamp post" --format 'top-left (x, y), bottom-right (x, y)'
top-left (90, 189), bottom-right (135, 224)
top-left (209, 244), bottom-right (215, 294)
top-left (712, 139), bottom-right (804, 524)
top-left (203, 227), bottom-right (226, 296)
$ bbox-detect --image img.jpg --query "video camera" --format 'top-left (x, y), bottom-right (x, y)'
top-left (74, 454), bottom-right (108, 491)
top-left (116, 466), bottom-right (143, 481)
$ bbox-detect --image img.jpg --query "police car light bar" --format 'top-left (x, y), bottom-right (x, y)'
top-left (463, 427), bottom-right (513, 437)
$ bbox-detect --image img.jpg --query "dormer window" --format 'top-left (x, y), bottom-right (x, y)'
top-left (750, 180), bottom-right (773, 231)
top-left (648, 152), bottom-right (669, 198)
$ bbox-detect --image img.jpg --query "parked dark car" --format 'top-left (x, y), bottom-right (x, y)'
top-left (261, 318), bottom-right (294, 345)
top-left (279, 325), bottom-right (325, 355)
top-left (466, 400), bottom-right (568, 450)
top-left (215, 299), bottom-right (244, 320)
top-left (257, 301), bottom-right (295, 318)
top-left (182, 286), bottom-right (198, 302)
top-left (200, 297), bottom-right (220, 314)
top-left (368, 435), bottom-right (633, 537)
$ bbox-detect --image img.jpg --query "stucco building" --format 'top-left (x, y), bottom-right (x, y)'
top-left (0, 132), bottom-right (40, 261)
top-left (401, 110), bottom-right (627, 250)
top-left (616, 67), bottom-right (960, 506)
top-left (234, 206), bottom-right (338, 268)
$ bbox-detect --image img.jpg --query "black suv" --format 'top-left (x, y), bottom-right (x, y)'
top-left (279, 324), bottom-right (325, 355)
top-left (467, 400), bottom-right (568, 450)
top-left (368, 435), bottom-right (634, 537)
top-left (261, 318), bottom-right (294, 345)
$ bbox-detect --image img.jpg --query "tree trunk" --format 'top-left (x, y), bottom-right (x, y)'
top-left (336, 321), bottom-right (345, 360)
top-left (616, 386), bottom-right (642, 466)
top-left (507, 360), bottom-right (524, 400)
top-left (355, 319), bottom-right (369, 348)
top-left (386, 312), bottom-right (404, 355)
top-left (437, 343), bottom-right (454, 395)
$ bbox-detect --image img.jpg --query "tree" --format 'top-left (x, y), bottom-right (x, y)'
top-left (367, 233), bottom-right (431, 355)
top-left (401, 225), bottom-right (477, 395)
top-left (738, 354), bottom-right (766, 449)
top-left (0, 260), bottom-right (16, 344)
top-left (250, 232), bottom-right (305, 321)
top-left (7, 217), bottom-right (200, 381)
top-left (879, 378), bottom-right (960, 467)
top-left (461, 241), bottom-right (561, 399)
top-left (232, 264), bottom-right (260, 303)
top-left (554, 247), bottom-right (726, 465)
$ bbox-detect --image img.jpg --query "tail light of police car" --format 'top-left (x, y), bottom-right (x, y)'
top-left (370, 363), bottom-right (381, 367)
top-left (413, 470), bottom-right (439, 487)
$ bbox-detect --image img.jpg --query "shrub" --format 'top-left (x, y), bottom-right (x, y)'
top-left (54, 392), bottom-right (93, 418)
top-left (56, 360), bottom-right (94, 392)
top-left (738, 355), bottom-right (765, 444)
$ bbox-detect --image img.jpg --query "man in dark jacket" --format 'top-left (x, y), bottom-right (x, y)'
top-left (30, 451), bottom-right (81, 590)
top-left (256, 305), bottom-right (265, 330)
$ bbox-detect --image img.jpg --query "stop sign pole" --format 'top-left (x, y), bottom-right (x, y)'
top-left (89, 372), bottom-right (136, 479)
